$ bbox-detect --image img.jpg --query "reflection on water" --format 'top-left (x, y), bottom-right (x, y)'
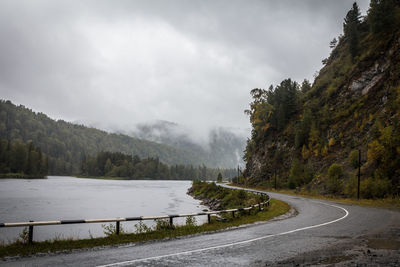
top-left (0, 176), bottom-right (206, 243)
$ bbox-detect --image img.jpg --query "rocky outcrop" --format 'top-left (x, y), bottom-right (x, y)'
top-left (187, 187), bottom-right (222, 211)
top-left (349, 57), bottom-right (390, 95)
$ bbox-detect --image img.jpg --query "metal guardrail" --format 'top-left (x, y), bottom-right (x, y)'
top-left (0, 186), bottom-right (269, 244)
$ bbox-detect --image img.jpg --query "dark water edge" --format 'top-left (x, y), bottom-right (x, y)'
top-left (0, 173), bottom-right (46, 179)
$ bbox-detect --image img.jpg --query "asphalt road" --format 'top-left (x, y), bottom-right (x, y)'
top-left (2, 188), bottom-right (399, 266)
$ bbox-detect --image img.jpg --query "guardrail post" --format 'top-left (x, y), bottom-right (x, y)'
top-left (258, 203), bottom-right (261, 211)
top-left (232, 211), bottom-right (235, 218)
top-left (207, 214), bottom-right (211, 223)
top-left (116, 221), bottom-right (120, 235)
top-left (28, 221), bottom-right (33, 244)
top-left (169, 216), bottom-right (173, 227)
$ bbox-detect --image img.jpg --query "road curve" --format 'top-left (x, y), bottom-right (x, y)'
top-left (2, 188), bottom-right (399, 266)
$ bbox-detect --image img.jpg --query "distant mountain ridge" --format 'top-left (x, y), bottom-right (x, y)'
top-left (128, 120), bottom-right (247, 168)
top-left (0, 100), bottom-right (209, 174)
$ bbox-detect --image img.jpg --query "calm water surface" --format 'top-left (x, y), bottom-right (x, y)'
top-left (0, 176), bottom-right (206, 243)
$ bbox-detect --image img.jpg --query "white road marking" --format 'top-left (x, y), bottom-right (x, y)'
top-left (97, 201), bottom-right (349, 267)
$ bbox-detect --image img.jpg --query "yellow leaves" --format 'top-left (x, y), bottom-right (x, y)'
top-left (379, 126), bottom-right (392, 146)
top-left (321, 145), bottom-right (328, 156)
top-left (302, 145), bottom-right (310, 159)
top-left (367, 140), bottom-right (385, 162)
top-left (329, 138), bottom-right (336, 147)
top-left (261, 123), bottom-right (270, 132)
top-left (368, 113), bottom-right (374, 122)
top-left (313, 147), bottom-right (319, 157)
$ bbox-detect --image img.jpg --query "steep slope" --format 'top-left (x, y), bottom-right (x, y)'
top-left (244, 1), bottom-right (400, 198)
top-left (0, 100), bottom-right (207, 174)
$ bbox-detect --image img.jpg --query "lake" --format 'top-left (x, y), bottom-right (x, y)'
top-left (0, 176), bottom-right (207, 243)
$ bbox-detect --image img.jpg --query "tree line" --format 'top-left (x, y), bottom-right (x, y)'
top-left (81, 151), bottom-right (237, 180)
top-left (0, 138), bottom-right (48, 178)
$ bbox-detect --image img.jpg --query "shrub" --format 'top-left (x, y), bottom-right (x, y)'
top-left (327, 163), bottom-right (343, 194)
top-left (134, 221), bottom-right (151, 234)
top-left (154, 219), bottom-right (174, 231)
top-left (185, 216), bottom-right (197, 227)
top-left (349, 150), bottom-right (360, 169)
top-left (101, 223), bottom-right (125, 236)
top-left (360, 177), bottom-right (392, 199)
top-left (367, 140), bottom-right (385, 163)
top-left (344, 175), bottom-right (358, 198)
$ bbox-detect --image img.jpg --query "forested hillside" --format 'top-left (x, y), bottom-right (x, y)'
top-left (81, 151), bottom-right (236, 180)
top-left (0, 100), bottom-right (208, 175)
top-left (243, 1), bottom-right (400, 198)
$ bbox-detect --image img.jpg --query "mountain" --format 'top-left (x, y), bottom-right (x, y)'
top-left (243, 1), bottom-right (400, 198)
top-left (0, 100), bottom-right (208, 175)
top-left (128, 120), bottom-right (246, 168)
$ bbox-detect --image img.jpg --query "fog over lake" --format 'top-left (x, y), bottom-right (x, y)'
top-left (0, 177), bottom-right (206, 243)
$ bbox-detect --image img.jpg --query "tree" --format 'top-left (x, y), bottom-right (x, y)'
top-left (217, 173), bottom-right (223, 183)
top-left (368, 0), bottom-right (398, 33)
top-left (300, 79), bottom-right (312, 94)
top-left (329, 38), bottom-right (338, 49)
top-left (104, 158), bottom-right (113, 175)
top-left (343, 2), bottom-right (361, 59)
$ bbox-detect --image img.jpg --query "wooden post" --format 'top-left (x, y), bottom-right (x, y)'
top-left (207, 214), bottom-right (211, 223)
top-left (28, 221), bottom-right (33, 244)
top-left (116, 221), bottom-right (120, 235)
top-left (169, 216), bottom-right (174, 227)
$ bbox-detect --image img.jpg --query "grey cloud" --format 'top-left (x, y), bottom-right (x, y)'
top-left (0, 0), bottom-right (370, 139)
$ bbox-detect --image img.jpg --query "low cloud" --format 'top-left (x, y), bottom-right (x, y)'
top-left (0, 0), bottom-right (370, 140)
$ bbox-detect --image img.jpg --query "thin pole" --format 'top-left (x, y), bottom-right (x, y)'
top-left (116, 221), bottom-right (120, 235)
top-left (357, 149), bottom-right (361, 200)
top-left (28, 221), bottom-right (33, 244)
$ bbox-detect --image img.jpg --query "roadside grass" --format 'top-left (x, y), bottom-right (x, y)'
top-left (190, 180), bottom-right (266, 209)
top-left (0, 199), bottom-right (289, 259)
top-left (228, 184), bottom-right (400, 210)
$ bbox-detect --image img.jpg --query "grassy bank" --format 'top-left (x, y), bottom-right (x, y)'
top-left (189, 180), bottom-right (266, 209)
top-left (0, 185), bottom-right (289, 259)
top-left (229, 183), bottom-right (400, 210)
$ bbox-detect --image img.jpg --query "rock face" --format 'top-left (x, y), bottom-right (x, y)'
top-left (349, 57), bottom-right (390, 95)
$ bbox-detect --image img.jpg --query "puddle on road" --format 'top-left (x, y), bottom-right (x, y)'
top-left (367, 238), bottom-right (400, 250)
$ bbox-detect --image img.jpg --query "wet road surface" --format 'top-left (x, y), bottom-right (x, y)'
top-left (2, 188), bottom-right (399, 266)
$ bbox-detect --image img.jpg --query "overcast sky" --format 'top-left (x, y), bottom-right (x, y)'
top-left (0, 0), bottom-right (370, 140)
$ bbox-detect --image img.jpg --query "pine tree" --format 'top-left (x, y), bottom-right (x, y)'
top-left (343, 2), bottom-right (361, 59)
top-left (368, 0), bottom-right (398, 33)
